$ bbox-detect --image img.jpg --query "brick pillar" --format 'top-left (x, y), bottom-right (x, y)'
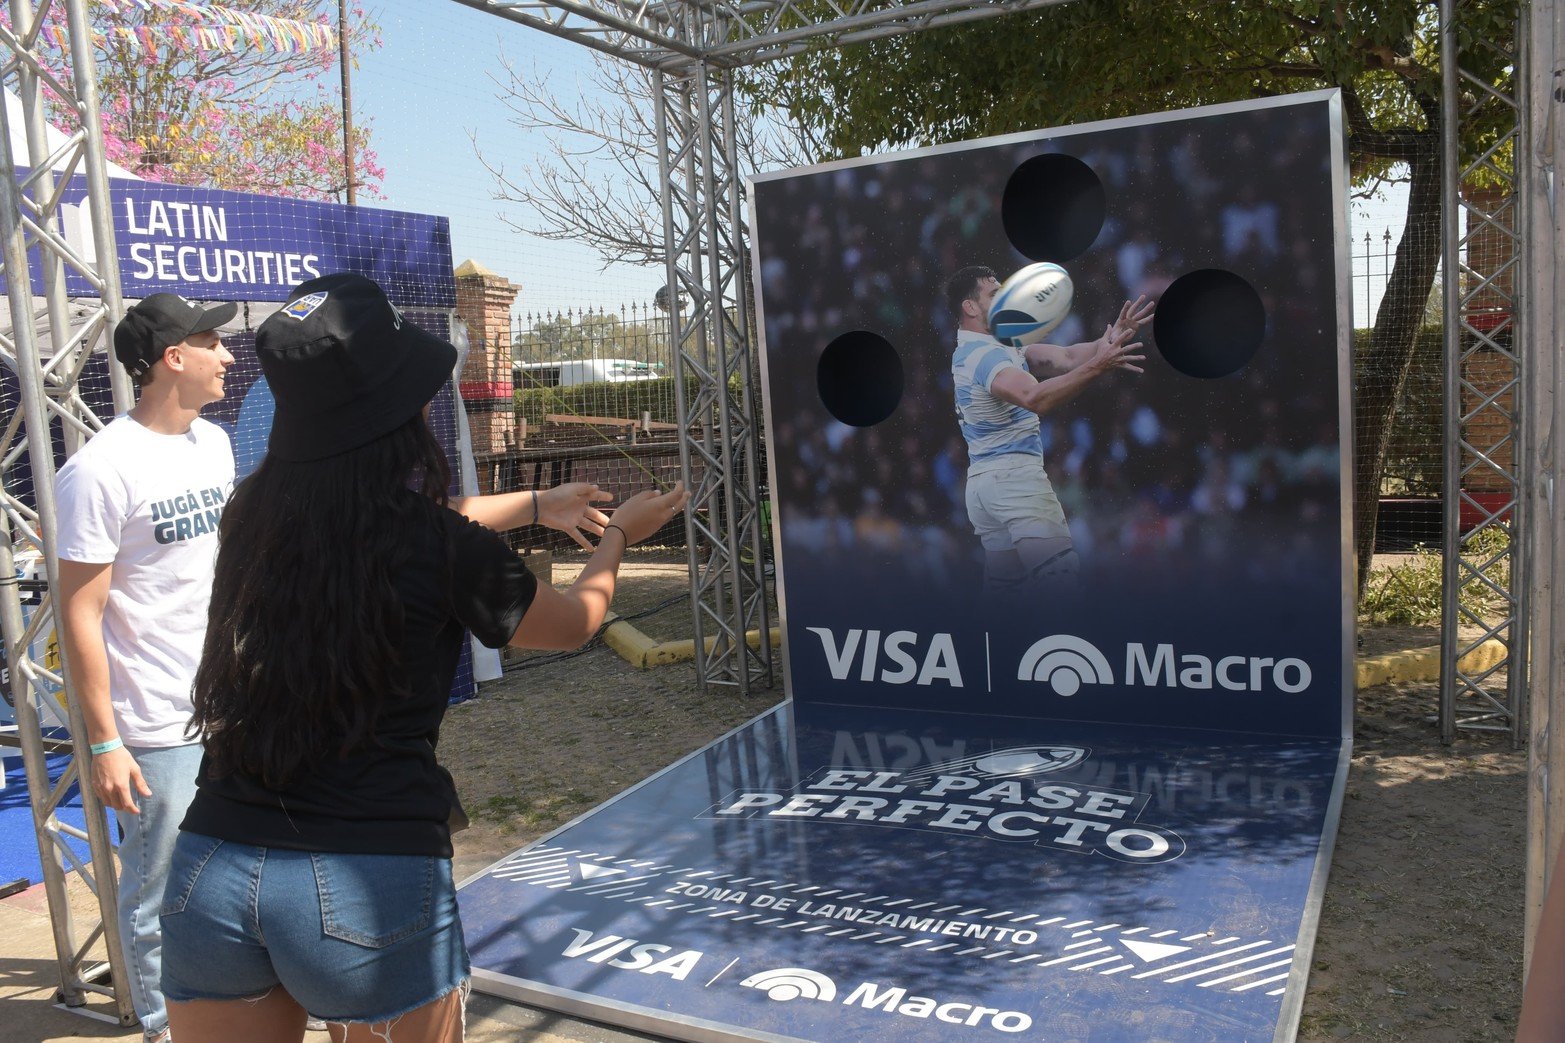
top-left (1458, 186), bottom-right (1517, 497)
top-left (454, 259), bottom-right (519, 491)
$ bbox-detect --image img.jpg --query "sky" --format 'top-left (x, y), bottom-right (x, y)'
top-left (351, 1), bottom-right (1412, 327)
top-left (353, 0), bottom-right (669, 317)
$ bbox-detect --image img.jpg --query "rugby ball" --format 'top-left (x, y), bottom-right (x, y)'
top-left (988, 262), bottom-right (1074, 346)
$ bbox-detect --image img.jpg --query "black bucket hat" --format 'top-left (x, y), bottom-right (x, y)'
top-left (114, 293), bottom-right (237, 378)
top-left (255, 274), bottom-right (456, 462)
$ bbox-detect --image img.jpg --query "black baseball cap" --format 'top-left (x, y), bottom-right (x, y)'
top-left (255, 273), bottom-right (456, 462)
top-left (113, 293), bottom-right (237, 378)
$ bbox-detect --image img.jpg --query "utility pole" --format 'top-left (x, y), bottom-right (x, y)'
top-left (338, 0), bottom-right (356, 205)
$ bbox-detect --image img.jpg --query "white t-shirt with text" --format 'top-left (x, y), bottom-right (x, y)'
top-left (54, 415), bottom-right (234, 747)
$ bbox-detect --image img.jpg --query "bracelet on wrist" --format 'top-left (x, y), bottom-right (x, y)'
top-left (89, 737), bottom-right (123, 755)
top-left (530, 488), bottom-right (540, 524)
top-left (603, 523), bottom-right (628, 545)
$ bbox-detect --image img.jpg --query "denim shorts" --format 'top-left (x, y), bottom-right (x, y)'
top-left (160, 832), bottom-right (469, 1022)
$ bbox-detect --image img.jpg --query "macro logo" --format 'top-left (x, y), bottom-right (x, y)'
top-left (1017, 635), bottom-right (1113, 696)
top-left (740, 967), bottom-right (1032, 1031)
top-left (740, 967), bottom-right (838, 1003)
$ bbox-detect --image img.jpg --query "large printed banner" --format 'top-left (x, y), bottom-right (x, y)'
top-left (4, 169), bottom-right (455, 307)
top-left (462, 92), bottom-right (1352, 1041)
top-left (753, 91), bottom-right (1352, 740)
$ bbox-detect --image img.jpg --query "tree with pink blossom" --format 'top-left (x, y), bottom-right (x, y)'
top-left (7, 1), bottom-right (383, 202)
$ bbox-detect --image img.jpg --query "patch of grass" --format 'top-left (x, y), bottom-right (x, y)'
top-left (1358, 527), bottom-right (1512, 627)
top-left (472, 790), bottom-right (597, 832)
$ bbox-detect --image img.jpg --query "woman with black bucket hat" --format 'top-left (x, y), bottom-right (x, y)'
top-left (157, 273), bottom-right (688, 1042)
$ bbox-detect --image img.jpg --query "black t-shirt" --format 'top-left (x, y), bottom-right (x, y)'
top-left (181, 497), bottom-right (537, 857)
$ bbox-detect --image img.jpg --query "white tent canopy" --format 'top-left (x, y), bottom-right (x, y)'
top-left (5, 87), bottom-right (138, 180)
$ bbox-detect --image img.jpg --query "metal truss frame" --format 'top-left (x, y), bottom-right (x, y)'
top-left (1439, 0), bottom-right (1528, 744)
top-left (450, 0), bottom-right (1072, 71)
top-left (654, 54), bottom-right (772, 692)
top-left (0, 0), bottom-right (134, 1026)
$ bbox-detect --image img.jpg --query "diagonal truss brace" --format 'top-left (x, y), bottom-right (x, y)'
top-left (1, 0), bottom-right (133, 1025)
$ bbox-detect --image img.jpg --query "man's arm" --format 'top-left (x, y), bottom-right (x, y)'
top-left (1024, 340), bottom-right (1095, 376)
top-left (994, 323), bottom-right (1144, 417)
top-left (449, 482), bottom-right (613, 550)
top-left (1025, 296), bottom-right (1155, 376)
top-left (56, 558), bottom-right (150, 814)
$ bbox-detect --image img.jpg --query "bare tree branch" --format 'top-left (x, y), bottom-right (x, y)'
top-left (473, 47), bottom-right (822, 270)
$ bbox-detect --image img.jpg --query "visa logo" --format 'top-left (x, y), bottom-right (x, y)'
top-left (805, 628), bottom-right (964, 688)
top-left (560, 929), bottom-right (703, 980)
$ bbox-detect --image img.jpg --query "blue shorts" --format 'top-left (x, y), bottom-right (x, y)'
top-left (160, 832), bottom-right (469, 1022)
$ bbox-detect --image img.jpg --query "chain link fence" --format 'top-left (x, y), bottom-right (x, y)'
top-left (495, 303), bottom-right (699, 559)
top-left (1351, 187), bottom-right (1518, 646)
top-left (1352, 222), bottom-right (1445, 559)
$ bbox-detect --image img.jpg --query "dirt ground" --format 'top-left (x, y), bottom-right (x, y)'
top-left (440, 553), bottom-right (1528, 1041)
top-left (445, 551), bottom-right (769, 879)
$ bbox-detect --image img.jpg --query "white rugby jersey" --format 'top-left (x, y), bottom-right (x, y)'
top-left (952, 329), bottom-right (1042, 475)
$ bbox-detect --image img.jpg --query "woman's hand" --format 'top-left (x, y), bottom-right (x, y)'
top-left (606, 483), bottom-right (690, 546)
top-left (537, 482), bottom-right (613, 550)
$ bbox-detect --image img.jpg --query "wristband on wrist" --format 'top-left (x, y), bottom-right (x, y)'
top-left (89, 737), bottom-right (123, 755)
top-left (603, 523), bottom-right (628, 546)
top-left (530, 488), bottom-right (540, 524)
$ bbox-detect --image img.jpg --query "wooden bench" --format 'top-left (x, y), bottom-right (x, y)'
top-left (543, 413), bottom-right (682, 444)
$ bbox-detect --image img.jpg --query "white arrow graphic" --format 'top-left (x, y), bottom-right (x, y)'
top-left (1122, 939), bottom-right (1192, 963)
top-left (577, 863), bottom-right (625, 880)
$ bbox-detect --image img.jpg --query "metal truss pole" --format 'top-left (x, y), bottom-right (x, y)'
top-left (1521, 0), bottom-right (1563, 972)
top-left (0, 0), bottom-right (134, 1024)
top-left (1439, 0), bottom-right (1528, 744)
top-left (656, 36), bottom-right (771, 694)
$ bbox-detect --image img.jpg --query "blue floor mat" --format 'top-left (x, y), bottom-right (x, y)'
top-left (462, 704), bottom-right (1350, 1043)
top-left (0, 743), bottom-right (92, 887)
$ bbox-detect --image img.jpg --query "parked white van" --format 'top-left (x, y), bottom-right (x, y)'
top-left (514, 358), bottom-right (662, 388)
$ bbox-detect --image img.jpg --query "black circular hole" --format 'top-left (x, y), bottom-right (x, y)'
top-left (1153, 269), bottom-right (1266, 379)
top-left (817, 331), bottom-right (903, 427)
top-left (1001, 154), bottom-right (1107, 262)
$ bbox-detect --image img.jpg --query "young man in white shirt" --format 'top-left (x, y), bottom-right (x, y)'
top-left (55, 294), bottom-right (237, 1043)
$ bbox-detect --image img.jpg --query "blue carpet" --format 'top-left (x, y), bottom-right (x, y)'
top-left (0, 741), bottom-right (91, 887)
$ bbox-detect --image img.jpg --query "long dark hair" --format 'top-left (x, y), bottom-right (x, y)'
top-left (190, 413), bottom-right (451, 788)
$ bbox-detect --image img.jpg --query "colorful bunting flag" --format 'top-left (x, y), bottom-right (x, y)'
top-left (64, 0), bottom-right (340, 55)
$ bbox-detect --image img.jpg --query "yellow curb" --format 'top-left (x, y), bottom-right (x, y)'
top-left (1354, 638), bottom-right (1509, 690)
top-left (601, 613), bottom-right (781, 669)
top-left (599, 612), bottom-right (661, 668)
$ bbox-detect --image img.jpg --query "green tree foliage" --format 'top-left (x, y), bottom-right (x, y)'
top-left (752, 0), bottom-right (1518, 594)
